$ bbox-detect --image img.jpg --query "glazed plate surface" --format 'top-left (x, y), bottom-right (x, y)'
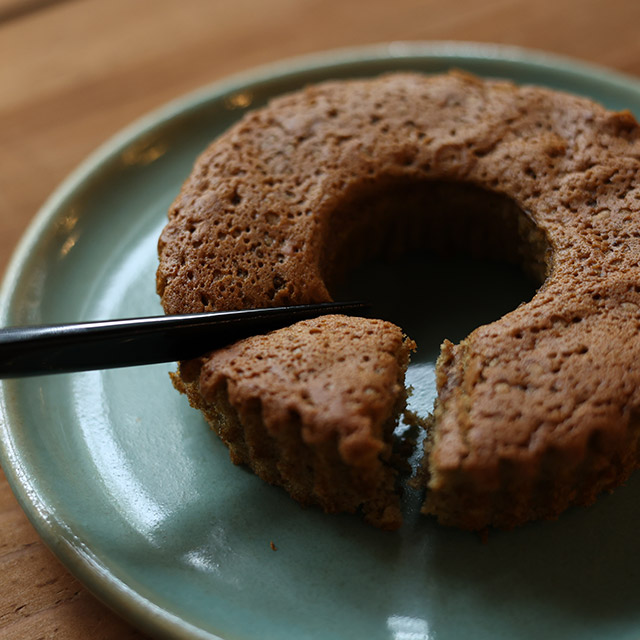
top-left (1, 43), bottom-right (640, 640)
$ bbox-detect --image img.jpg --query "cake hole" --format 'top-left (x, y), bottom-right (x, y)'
top-left (329, 178), bottom-right (547, 418)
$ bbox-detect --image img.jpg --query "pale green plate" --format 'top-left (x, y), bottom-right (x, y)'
top-left (2, 42), bottom-right (640, 640)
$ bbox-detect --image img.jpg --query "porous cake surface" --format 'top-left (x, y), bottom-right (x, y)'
top-left (158, 70), bottom-right (640, 530)
top-left (197, 315), bottom-right (411, 462)
top-left (174, 315), bottom-right (414, 530)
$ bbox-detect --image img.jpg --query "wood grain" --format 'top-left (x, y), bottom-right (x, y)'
top-left (2, 0), bottom-right (640, 637)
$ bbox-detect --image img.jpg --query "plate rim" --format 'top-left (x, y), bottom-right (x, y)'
top-left (2, 40), bottom-right (640, 639)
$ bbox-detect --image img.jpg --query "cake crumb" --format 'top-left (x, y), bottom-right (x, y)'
top-left (270, 540), bottom-right (278, 551)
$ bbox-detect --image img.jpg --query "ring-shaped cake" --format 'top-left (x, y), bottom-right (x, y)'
top-left (157, 71), bottom-right (640, 530)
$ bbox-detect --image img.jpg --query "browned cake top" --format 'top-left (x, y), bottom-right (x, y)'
top-left (158, 70), bottom-right (640, 485)
top-left (193, 315), bottom-right (413, 465)
top-left (157, 70), bottom-right (640, 314)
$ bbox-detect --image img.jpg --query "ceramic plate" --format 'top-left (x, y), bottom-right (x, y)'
top-left (2, 42), bottom-right (640, 640)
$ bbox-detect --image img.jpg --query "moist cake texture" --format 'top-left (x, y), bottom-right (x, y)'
top-left (173, 314), bottom-right (414, 530)
top-left (157, 70), bottom-right (640, 530)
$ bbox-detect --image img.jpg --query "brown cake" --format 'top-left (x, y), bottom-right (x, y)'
top-left (157, 70), bottom-right (640, 530)
top-left (172, 315), bottom-right (414, 530)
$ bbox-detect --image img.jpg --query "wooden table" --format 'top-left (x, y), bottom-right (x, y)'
top-left (2, 0), bottom-right (640, 637)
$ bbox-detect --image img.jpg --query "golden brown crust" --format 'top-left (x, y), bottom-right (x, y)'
top-left (173, 316), bottom-right (415, 529)
top-left (158, 70), bottom-right (640, 530)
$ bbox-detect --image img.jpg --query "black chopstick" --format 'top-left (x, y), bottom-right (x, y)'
top-left (0, 301), bottom-right (370, 378)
